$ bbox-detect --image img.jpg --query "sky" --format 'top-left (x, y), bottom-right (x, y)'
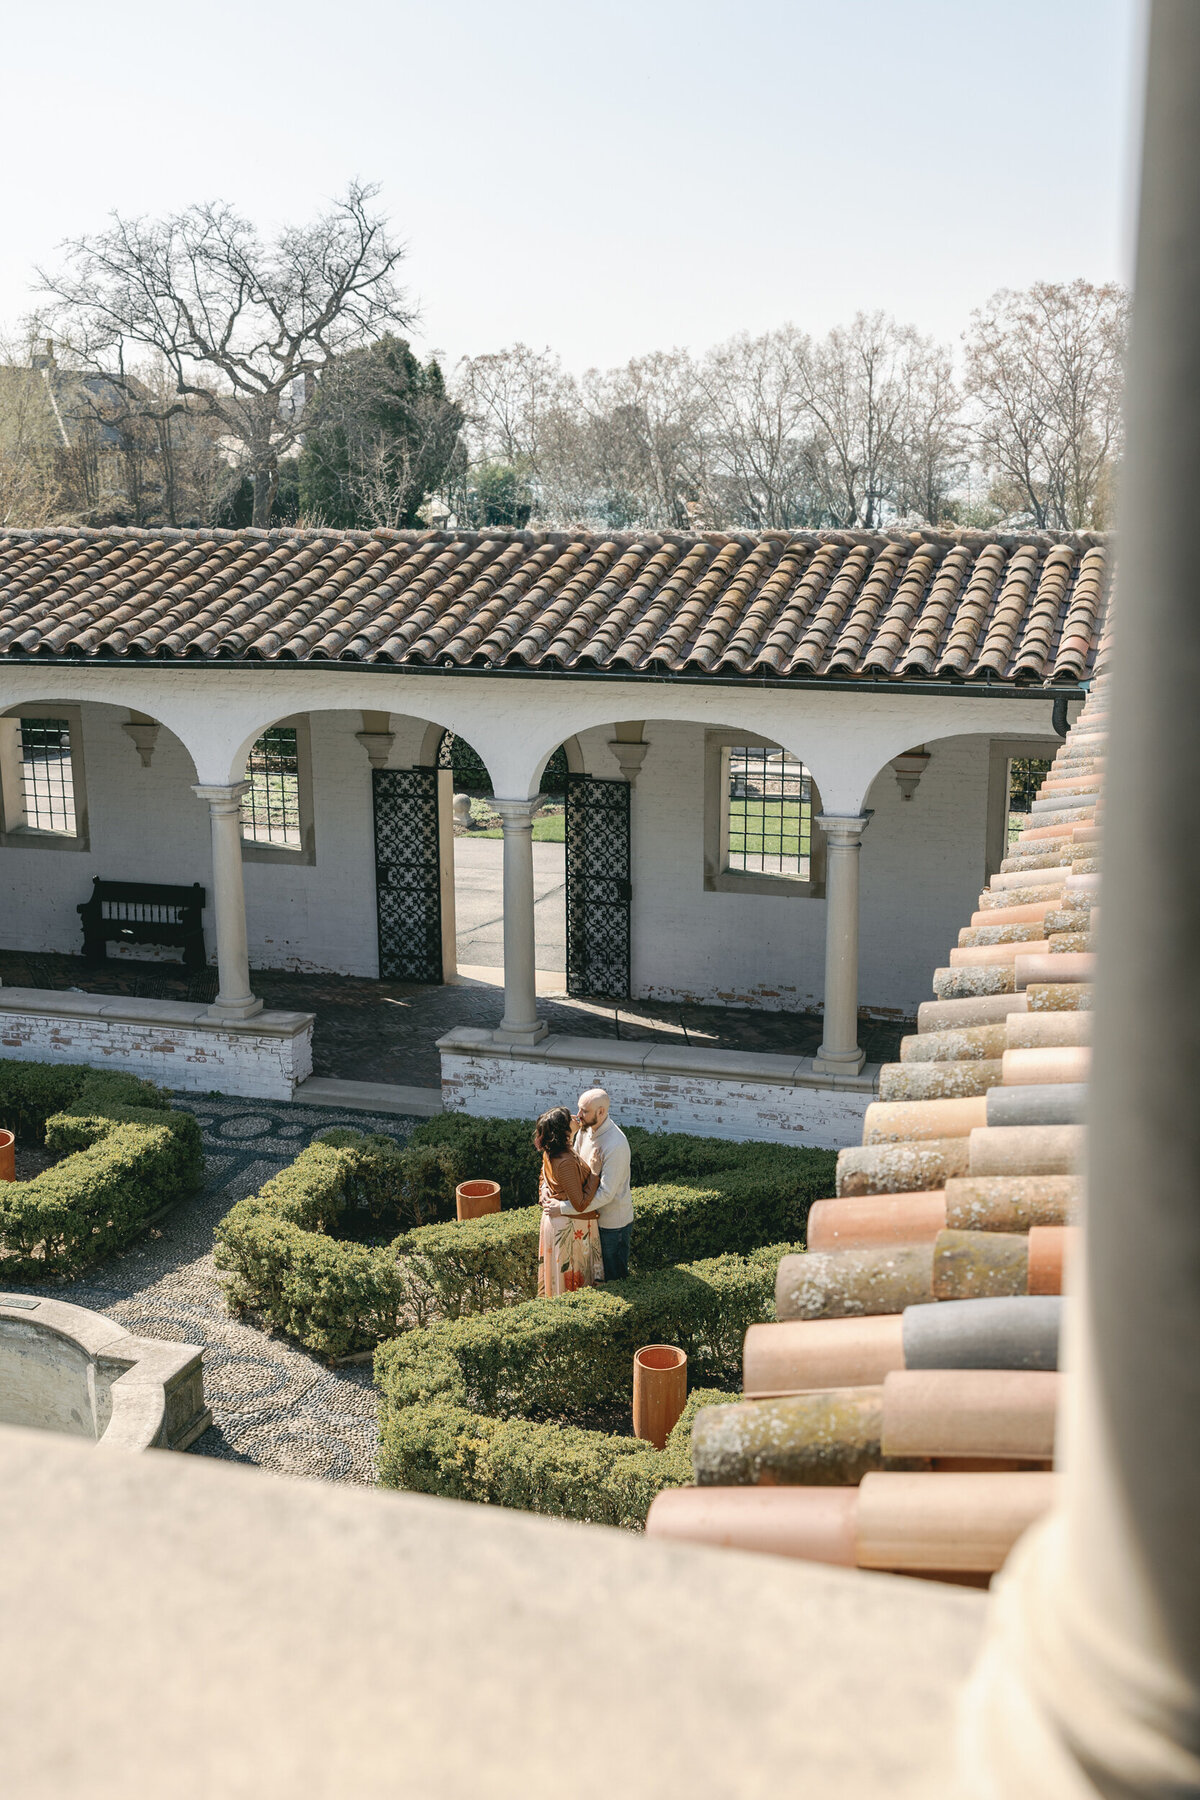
top-left (3, 0), bottom-right (1143, 375)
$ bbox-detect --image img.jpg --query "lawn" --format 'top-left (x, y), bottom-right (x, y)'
top-left (727, 797), bottom-right (810, 859)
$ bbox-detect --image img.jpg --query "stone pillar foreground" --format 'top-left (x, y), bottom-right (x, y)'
top-left (192, 783), bottom-right (262, 1021)
top-left (493, 797), bottom-right (547, 1046)
top-left (813, 814), bottom-right (871, 1077)
top-left (960, 5), bottom-right (1200, 1791)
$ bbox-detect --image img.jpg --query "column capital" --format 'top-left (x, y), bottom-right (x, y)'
top-left (193, 781), bottom-right (249, 812)
top-left (815, 811), bottom-right (873, 844)
top-left (492, 796), bottom-right (539, 828)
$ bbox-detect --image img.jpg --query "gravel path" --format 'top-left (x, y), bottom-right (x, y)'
top-left (10, 1096), bottom-right (424, 1485)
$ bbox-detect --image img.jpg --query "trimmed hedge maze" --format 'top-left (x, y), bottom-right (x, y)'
top-left (0, 1061), bottom-right (202, 1279)
top-left (217, 1115), bottom-right (835, 1528)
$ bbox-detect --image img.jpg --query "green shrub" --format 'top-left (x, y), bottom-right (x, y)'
top-left (216, 1115), bottom-right (833, 1359)
top-left (0, 1098), bottom-right (201, 1281)
top-left (0, 1062), bottom-right (171, 1145)
top-left (377, 1387), bottom-right (735, 1530)
top-left (375, 1242), bottom-right (792, 1422)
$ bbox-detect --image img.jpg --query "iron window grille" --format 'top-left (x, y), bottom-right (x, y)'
top-left (1008, 756), bottom-right (1053, 847)
top-left (241, 727), bottom-right (302, 848)
top-left (726, 745), bottom-right (812, 878)
top-left (20, 718), bottom-right (76, 835)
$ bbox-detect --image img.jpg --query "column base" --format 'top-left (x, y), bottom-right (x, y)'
top-left (812, 1045), bottom-right (867, 1077)
top-left (492, 1020), bottom-right (549, 1047)
top-left (200, 996), bottom-right (265, 1024)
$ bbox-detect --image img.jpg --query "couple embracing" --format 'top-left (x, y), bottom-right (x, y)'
top-left (535, 1087), bottom-right (633, 1296)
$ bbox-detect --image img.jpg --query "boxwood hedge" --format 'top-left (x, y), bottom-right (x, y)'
top-left (214, 1117), bottom-right (834, 1359)
top-left (375, 1242), bottom-right (795, 1527)
top-left (0, 1060), bottom-right (203, 1279)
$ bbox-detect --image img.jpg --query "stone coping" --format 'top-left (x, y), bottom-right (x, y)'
top-left (0, 1421), bottom-right (984, 1796)
top-left (0, 985), bottom-right (313, 1038)
top-left (0, 1293), bottom-right (210, 1452)
top-left (436, 1026), bottom-right (880, 1094)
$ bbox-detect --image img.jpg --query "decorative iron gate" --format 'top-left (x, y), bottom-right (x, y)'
top-left (372, 767), bottom-right (443, 983)
top-left (565, 774), bottom-right (631, 999)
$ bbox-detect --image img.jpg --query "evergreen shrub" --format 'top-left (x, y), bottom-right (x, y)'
top-left (0, 1060), bottom-right (202, 1278)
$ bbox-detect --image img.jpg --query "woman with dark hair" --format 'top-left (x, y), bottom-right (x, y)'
top-left (534, 1106), bottom-right (603, 1295)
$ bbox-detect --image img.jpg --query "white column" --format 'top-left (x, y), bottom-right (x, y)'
top-left (192, 783), bottom-right (262, 1021)
top-left (492, 797), bottom-right (547, 1046)
top-left (959, 7), bottom-right (1200, 1792)
top-left (812, 813), bottom-right (871, 1077)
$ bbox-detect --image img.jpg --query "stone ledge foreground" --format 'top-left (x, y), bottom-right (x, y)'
top-left (0, 1421), bottom-right (983, 1799)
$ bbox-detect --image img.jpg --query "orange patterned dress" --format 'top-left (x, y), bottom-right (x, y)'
top-left (537, 1149), bottom-right (604, 1295)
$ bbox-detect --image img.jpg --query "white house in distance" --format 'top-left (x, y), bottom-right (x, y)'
top-left (0, 524), bottom-right (1106, 1141)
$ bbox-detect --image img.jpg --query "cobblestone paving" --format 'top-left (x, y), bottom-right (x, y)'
top-left (16, 1096), bottom-right (424, 1486)
top-left (0, 950), bottom-right (911, 1084)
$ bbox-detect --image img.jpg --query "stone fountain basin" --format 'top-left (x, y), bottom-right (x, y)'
top-left (0, 1294), bottom-right (210, 1452)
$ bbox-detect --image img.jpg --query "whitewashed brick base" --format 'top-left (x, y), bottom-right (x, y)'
top-left (0, 989), bottom-right (313, 1100)
top-left (437, 1029), bottom-right (876, 1149)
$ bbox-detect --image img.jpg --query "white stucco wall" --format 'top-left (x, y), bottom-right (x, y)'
top-left (572, 722), bottom-right (996, 1020)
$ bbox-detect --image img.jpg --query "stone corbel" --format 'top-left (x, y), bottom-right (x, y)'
top-left (892, 747), bottom-right (931, 801)
top-left (356, 731), bottom-right (396, 770)
top-left (122, 718), bottom-right (160, 768)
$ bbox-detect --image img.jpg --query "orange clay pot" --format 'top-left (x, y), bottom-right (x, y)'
top-left (880, 1368), bottom-right (1059, 1463)
top-left (854, 1469), bottom-right (1057, 1572)
top-left (1027, 1225), bottom-right (1080, 1295)
top-left (806, 1192), bottom-right (947, 1252)
top-left (1001, 1045), bottom-right (1092, 1086)
top-left (743, 1316), bottom-right (906, 1397)
top-left (0, 1130), bottom-right (13, 1182)
top-left (455, 1179), bottom-right (501, 1221)
top-left (645, 1485), bottom-right (859, 1565)
top-left (633, 1345), bottom-right (688, 1449)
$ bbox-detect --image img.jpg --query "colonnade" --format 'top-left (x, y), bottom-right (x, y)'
top-left (189, 763), bottom-right (871, 1072)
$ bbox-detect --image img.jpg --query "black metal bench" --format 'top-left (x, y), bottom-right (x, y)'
top-left (78, 878), bottom-right (207, 974)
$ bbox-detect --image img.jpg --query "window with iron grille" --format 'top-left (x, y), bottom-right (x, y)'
top-left (19, 718), bottom-right (76, 835)
top-left (1008, 756), bottom-right (1053, 848)
top-left (241, 727), bottom-right (302, 848)
top-left (725, 745), bottom-right (812, 878)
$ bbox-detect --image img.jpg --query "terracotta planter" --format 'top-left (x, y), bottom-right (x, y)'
top-left (916, 993), bottom-right (1027, 1034)
top-left (806, 1192), bottom-right (947, 1252)
top-left (835, 1137), bottom-right (970, 1196)
top-left (691, 1388), bottom-right (887, 1487)
top-left (633, 1345), bottom-right (687, 1449)
top-left (855, 1469), bottom-right (1057, 1572)
top-left (880, 1368), bottom-right (1059, 1463)
top-left (776, 1245), bottom-right (934, 1322)
top-left (862, 1095), bottom-right (989, 1144)
top-left (968, 1123), bottom-right (1085, 1177)
top-left (1027, 1224), bottom-right (1080, 1295)
top-left (932, 1228), bottom-right (1030, 1301)
top-left (743, 1316), bottom-right (906, 1397)
top-left (877, 1059), bottom-right (1002, 1102)
top-left (944, 1174), bottom-right (1079, 1233)
top-left (1001, 1045), bottom-right (1091, 1087)
top-left (1006, 1009), bottom-right (1092, 1051)
top-left (902, 1295), bottom-right (1063, 1372)
top-left (455, 1180), bottom-right (501, 1221)
top-left (0, 1129), bottom-right (13, 1182)
top-left (644, 1485), bottom-right (859, 1565)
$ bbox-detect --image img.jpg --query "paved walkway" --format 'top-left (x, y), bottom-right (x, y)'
top-left (18, 1095), bottom-right (426, 1484)
top-left (0, 949), bottom-right (912, 1087)
top-left (454, 838), bottom-right (566, 971)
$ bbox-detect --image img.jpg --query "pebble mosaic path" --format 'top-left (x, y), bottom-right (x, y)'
top-left (21, 1096), bottom-right (424, 1486)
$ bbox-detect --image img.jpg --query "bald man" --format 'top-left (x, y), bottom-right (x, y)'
top-left (574, 1088), bottom-right (633, 1280)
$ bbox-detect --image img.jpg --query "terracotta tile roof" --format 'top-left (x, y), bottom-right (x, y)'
top-left (0, 526), bottom-right (1109, 684)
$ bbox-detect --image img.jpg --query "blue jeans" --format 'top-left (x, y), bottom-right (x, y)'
top-left (599, 1222), bottom-right (632, 1281)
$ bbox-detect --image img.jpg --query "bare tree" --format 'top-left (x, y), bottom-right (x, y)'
top-left (964, 280), bottom-right (1129, 528)
top-left (697, 328), bottom-right (816, 528)
top-left (0, 339), bottom-right (62, 526)
top-left (454, 343), bottom-right (565, 470)
top-left (38, 182), bottom-right (412, 526)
